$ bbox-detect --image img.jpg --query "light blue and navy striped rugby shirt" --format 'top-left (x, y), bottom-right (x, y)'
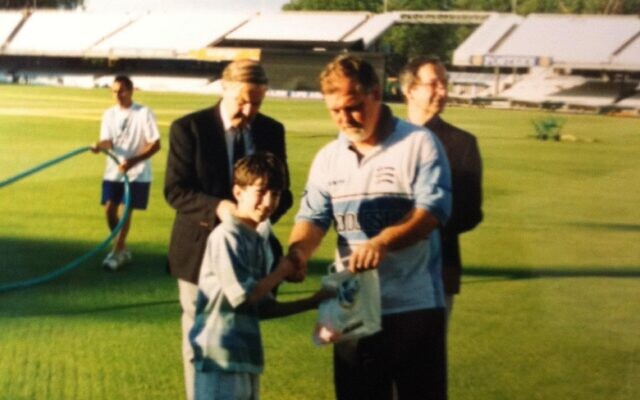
top-left (296, 111), bottom-right (452, 314)
top-left (190, 218), bottom-right (272, 373)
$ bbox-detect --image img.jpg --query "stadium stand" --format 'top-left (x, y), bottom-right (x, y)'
top-left (546, 81), bottom-right (635, 109)
top-left (451, 13), bottom-right (640, 113)
top-left (0, 9), bottom-right (638, 115)
top-left (448, 71), bottom-right (502, 99)
top-left (500, 70), bottom-right (587, 103)
top-left (615, 90), bottom-right (640, 114)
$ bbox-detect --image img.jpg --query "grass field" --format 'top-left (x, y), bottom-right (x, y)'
top-left (0, 84), bottom-right (638, 400)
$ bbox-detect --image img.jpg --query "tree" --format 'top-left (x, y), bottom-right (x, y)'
top-left (1, 0), bottom-right (82, 9)
top-left (283, 0), bottom-right (381, 12)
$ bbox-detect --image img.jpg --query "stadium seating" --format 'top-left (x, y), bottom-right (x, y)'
top-left (500, 71), bottom-right (587, 103)
top-left (614, 90), bottom-right (640, 111)
top-left (448, 72), bottom-right (502, 99)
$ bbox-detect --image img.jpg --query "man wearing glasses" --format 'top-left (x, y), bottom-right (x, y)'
top-left (400, 57), bottom-right (483, 319)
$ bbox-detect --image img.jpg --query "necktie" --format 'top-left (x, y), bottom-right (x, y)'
top-left (233, 131), bottom-right (245, 167)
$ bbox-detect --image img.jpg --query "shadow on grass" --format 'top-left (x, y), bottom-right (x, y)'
top-left (0, 236), bottom-right (333, 318)
top-left (568, 222), bottom-right (640, 232)
top-left (464, 265), bottom-right (640, 285)
top-left (0, 236), bottom-right (175, 317)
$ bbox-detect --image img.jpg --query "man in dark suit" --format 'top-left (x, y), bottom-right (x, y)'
top-left (164, 59), bottom-right (293, 400)
top-left (400, 57), bottom-right (483, 319)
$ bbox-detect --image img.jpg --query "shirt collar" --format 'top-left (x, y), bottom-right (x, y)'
top-left (219, 104), bottom-right (234, 133)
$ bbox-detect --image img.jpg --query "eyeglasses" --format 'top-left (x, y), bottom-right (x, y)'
top-left (414, 80), bottom-right (448, 90)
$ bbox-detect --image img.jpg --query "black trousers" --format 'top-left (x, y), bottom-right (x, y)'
top-left (333, 308), bottom-right (447, 400)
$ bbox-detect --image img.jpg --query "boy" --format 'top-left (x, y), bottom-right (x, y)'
top-left (189, 152), bottom-right (331, 400)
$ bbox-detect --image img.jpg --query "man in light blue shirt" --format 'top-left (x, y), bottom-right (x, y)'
top-left (287, 55), bottom-right (452, 400)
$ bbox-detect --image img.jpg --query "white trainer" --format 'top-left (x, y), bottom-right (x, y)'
top-left (103, 250), bottom-right (131, 271)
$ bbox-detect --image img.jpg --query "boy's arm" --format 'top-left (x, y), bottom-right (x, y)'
top-left (244, 259), bottom-right (293, 305)
top-left (258, 288), bottom-right (334, 320)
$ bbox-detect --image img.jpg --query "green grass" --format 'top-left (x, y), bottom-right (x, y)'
top-left (0, 85), bottom-right (638, 399)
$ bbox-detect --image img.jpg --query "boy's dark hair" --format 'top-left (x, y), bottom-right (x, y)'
top-left (114, 75), bottom-right (133, 91)
top-left (233, 152), bottom-right (286, 191)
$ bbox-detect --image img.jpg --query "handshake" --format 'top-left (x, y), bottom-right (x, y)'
top-left (275, 248), bottom-right (307, 283)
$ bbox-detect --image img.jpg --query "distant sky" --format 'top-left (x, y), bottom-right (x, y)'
top-left (84, 0), bottom-right (290, 14)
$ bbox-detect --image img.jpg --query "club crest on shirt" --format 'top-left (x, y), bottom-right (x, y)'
top-left (374, 166), bottom-right (396, 186)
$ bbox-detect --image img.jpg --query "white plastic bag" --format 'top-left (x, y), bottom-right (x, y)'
top-left (313, 259), bottom-right (381, 345)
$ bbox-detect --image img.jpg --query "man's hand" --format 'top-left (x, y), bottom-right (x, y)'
top-left (274, 256), bottom-right (297, 281)
top-left (216, 199), bottom-right (237, 222)
top-left (284, 247), bottom-right (307, 282)
top-left (118, 159), bottom-right (134, 173)
top-left (348, 238), bottom-right (387, 273)
top-left (91, 140), bottom-right (112, 154)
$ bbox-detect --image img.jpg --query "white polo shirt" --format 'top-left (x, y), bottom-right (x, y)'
top-left (100, 103), bottom-right (160, 182)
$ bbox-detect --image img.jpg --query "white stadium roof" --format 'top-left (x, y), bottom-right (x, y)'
top-left (5, 11), bottom-right (134, 56)
top-left (493, 15), bottom-right (640, 66)
top-left (225, 12), bottom-right (369, 42)
top-left (612, 32), bottom-right (640, 68)
top-left (0, 11), bottom-right (24, 47)
top-left (454, 14), bottom-right (640, 70)
top-left (453, 13), bottom-right (523, 66)
top-left (343, 12), bottom-right (398, 49)
top-left (89, 12), bottom-right (252, 56)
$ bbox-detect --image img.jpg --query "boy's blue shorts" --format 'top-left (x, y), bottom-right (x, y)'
top-left (101, 180), bottom-right (150, 210)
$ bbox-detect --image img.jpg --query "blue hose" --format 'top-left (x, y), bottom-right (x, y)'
top-left (0, 146), bottom-right (131, 293)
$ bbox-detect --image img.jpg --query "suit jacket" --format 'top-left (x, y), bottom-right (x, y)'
top-left (164, 102), bottom-right (293, 284)
top-left (426, 115), bottom-right (483, 294)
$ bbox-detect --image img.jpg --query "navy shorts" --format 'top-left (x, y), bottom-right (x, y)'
top-left (101, 181), bottom-right (150, 210)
